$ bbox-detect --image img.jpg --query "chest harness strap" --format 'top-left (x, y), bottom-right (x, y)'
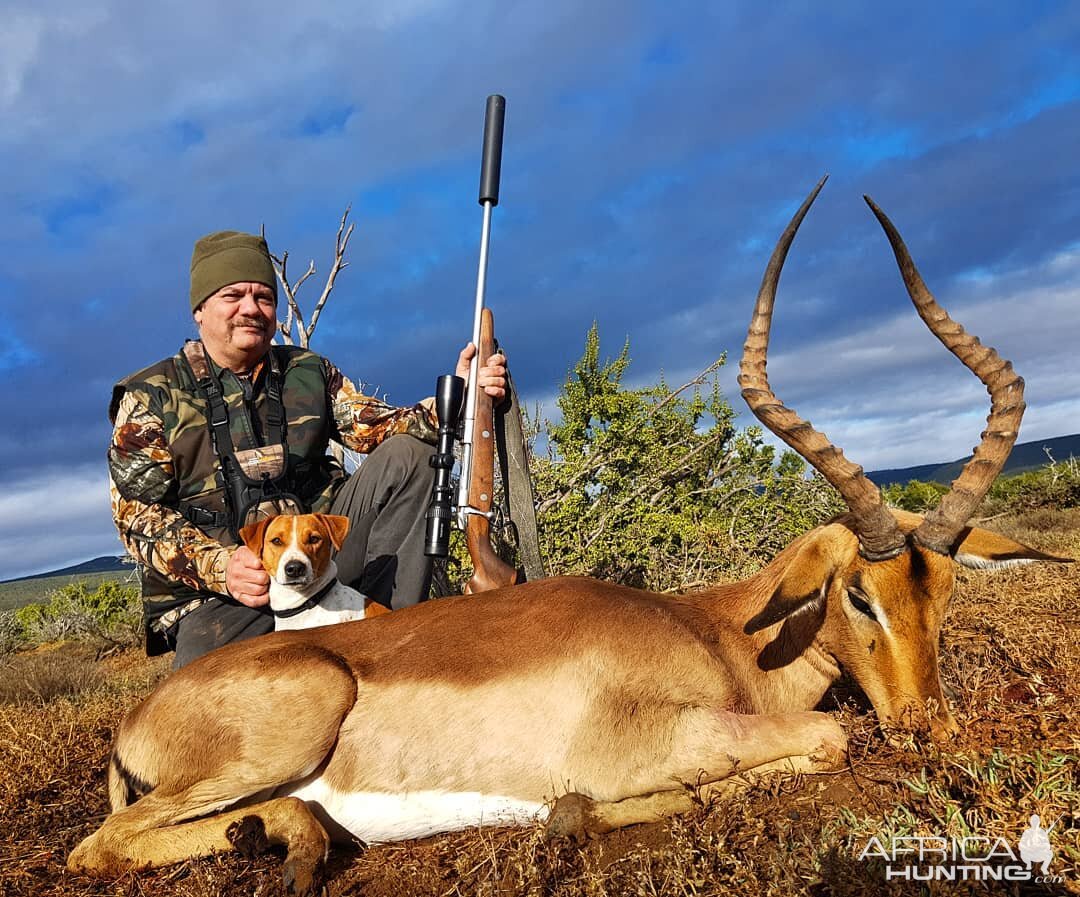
top-left (179, 341), bottom-right (300, 538)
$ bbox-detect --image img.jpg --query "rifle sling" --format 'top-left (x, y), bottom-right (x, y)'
top-left (493, 365), bottom-right (546, 582)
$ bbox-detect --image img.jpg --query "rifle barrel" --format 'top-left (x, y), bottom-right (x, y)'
top-left (458, 96), bottom-right (506, 522)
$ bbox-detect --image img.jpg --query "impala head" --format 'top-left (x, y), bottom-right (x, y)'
top-left (738, 177), bottom-right (1072, 739)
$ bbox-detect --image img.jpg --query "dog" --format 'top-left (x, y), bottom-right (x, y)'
top-left (239, 513), bottom-right (389, 630)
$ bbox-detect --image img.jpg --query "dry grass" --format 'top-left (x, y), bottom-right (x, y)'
top-left (0, 644), bottom-right (108, 706)
top-left (2, 510), bottom-right (1077, 897)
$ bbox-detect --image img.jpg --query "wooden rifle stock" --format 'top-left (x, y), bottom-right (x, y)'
top-left (464, 308), bottom-right (518, 594)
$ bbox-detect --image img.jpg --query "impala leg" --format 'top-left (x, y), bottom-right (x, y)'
top-left (69, 645), bottom-right (358, 896)
top-left (549, 708), bottom-right (846, 839)
top-left (547, 754), bottom-right (838, 839)
top-left (69, 793), bottom-right (329, 895)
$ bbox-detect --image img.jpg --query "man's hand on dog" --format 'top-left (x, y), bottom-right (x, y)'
top-left (227, 546), bottom-right (270, 607)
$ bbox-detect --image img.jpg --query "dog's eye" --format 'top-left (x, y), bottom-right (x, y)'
top-left (269, 537), bottom-right (284, 546)
top-left (307, 535), bottom-right (322, 545)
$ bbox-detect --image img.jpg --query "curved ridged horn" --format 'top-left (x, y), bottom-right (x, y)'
top-left (738, 177), bottom-right (906, 561)
top-left (864, 197), bottom-right (1026, 555)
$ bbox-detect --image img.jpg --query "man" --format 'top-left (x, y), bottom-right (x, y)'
top-left (108, 230), bottom-right (506, 667)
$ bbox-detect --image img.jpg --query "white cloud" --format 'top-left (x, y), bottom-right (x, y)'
top-left (0, 464), bottom-right (120, 581)
top-left (637, 245), bottom-right (1080, 471)
top-left (0, 8), bottom-right (106, 107)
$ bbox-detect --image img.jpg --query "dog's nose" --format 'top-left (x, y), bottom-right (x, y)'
top-left (284, 560), bottom-right (307, 579)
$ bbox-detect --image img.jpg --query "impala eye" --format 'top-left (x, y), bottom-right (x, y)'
top-left (847, 590), bottom-right (877, 620)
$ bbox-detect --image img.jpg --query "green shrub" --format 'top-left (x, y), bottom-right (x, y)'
top-left (0, 611), bottom-right (21, 656)
top-left (881, 479), bottom-right (949, 512)
top-left (524, 325), bottom-right (843, 591)
top-left (982, 455), bottom-right (1080, 513)
top-left (8, 580), bottom-right (141, 651)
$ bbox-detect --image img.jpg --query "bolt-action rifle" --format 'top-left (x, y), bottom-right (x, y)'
top-left (424, 95), bottom-right (521, 593)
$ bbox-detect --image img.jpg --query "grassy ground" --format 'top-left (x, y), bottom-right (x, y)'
top-left (1, 510), bottom-right (1077, 897)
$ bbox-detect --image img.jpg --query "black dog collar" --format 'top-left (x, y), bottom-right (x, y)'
top-left (271, 579), bottom-right (339, 619)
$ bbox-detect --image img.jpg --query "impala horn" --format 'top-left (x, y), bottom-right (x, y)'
top-left (739, 177), bottom-right (1026, 560)
top-left (865, 197), bottom-right (1025, 555)
top-left (739, 177), bottom-right (905, 560)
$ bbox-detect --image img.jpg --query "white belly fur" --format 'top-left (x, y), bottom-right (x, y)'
top-left (285, 775), bottom-right (549, 843)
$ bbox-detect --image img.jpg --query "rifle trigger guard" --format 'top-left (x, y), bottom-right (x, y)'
top-left (458, 504), bottom-right (508, 533)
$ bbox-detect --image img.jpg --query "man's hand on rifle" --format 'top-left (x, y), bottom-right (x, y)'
top-left (456, 343), bottom-right (507, 402)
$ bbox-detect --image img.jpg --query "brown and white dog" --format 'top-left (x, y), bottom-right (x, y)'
top-left (239, 513), bottom-right (389, 631)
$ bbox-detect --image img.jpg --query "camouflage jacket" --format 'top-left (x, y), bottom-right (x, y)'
top-left (108, 340), bottom-right (436, 611)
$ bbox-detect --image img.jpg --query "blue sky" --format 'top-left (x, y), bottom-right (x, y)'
top-left (1, 1), bottom-right (1079, 579)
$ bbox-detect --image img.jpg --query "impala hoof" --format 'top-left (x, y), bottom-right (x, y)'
top-left (282, 854), bottom-right (324, 897)
top-left (823, 721), bottom-right (849, 765)
top-left (67, 838), bottom-right (125, 877)
top-left (930, 712), bottom-right (960, 742)
top-left (545, 792), bottom-right (598, 843)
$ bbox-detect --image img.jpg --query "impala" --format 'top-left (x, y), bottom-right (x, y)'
top-left (69, 179), bottom-right (1069, 895)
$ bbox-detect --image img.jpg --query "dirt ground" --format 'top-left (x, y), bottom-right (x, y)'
top-left (1, 510), bottom-right (1077, 897)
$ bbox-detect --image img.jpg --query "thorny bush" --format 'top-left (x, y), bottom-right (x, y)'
top-left (527, 324), bottom-right (843, 591)
top-left (7, 581), bottom-right (141, 654)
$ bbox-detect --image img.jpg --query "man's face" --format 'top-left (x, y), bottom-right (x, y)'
top-left (194, 282), bottom-right (277, 370)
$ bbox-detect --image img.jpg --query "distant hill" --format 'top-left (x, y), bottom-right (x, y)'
top-left (0, 556), bottom-right (136, 614)
top-left (0, 555), bottom-right (131, 586)
top-left (867, 433), bottom-right (1080, 489)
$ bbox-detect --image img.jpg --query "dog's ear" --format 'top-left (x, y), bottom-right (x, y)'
top-left (239, 517), bottom-right (274, 555)
top-left (315, 514), bottom-right (350, 551)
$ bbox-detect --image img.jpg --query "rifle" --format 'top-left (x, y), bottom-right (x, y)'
top-left (460, 306), bottom-right (517, 592)
top-left (424, 95), bottom-right (519, 594)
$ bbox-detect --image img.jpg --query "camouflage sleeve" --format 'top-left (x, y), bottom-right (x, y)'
top-left (108, 389), bottom-right (232, 595)
top-left (325, 359), bottom-right (438, 453)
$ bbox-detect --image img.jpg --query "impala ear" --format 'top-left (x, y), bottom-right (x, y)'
top-left (744, 525), bottom-right (852, 634)
top-left (744, 586), bottom-right (825, 635)
top-left (887, 508), bottom-right (1073, 568)
top-left (951, 526), bottom-right (1074, 569)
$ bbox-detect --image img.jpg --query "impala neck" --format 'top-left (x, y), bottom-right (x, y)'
top-left (685, 570), bottom-right (842, 715)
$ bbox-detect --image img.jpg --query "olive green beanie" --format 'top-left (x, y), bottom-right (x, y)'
top-left (190, 231), bottom-right (278, 311)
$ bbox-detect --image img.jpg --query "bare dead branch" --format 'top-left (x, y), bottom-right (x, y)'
top-left (650, 355), bottom-right (726, 418)
top-left (273, 251), bottom-right (314, 347)
top-left (263, 216), bottom-right (354, 348)
top-left (308, 207), bottom-right (355, 342)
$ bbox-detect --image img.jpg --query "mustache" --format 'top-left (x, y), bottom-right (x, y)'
top-left (231, 318), bottom-right (269, 331)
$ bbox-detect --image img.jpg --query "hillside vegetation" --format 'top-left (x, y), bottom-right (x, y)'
top-left (0, 572), bottom-right (132, 615)
top-left (868, 433), bottom-right (1080, 488)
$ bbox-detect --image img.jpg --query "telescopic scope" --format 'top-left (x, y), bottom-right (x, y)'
top-left (424, 374), bottom-right (466, 557)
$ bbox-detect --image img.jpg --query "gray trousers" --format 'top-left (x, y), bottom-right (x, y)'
top-left (172, 434), bottom-right (434, 668)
